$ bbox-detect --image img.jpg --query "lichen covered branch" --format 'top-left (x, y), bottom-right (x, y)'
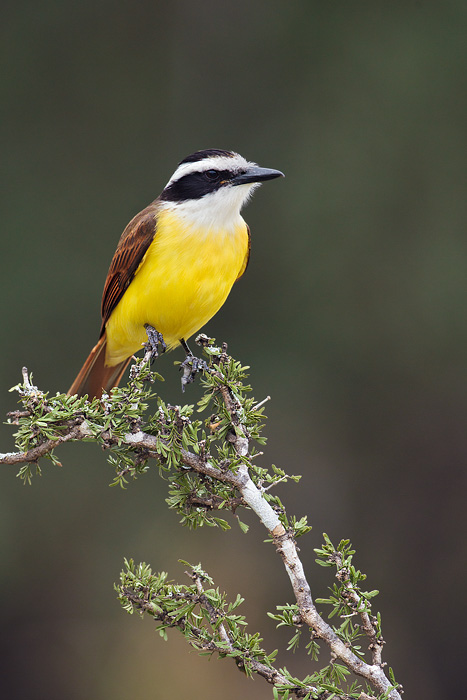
top-left (1, 339), bottom-right (402, 699)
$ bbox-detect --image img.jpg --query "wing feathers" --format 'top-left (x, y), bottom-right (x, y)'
top-left (69, 204), bottom-right (159, 398)
top-left (100, 203), bottom-right (159, 334)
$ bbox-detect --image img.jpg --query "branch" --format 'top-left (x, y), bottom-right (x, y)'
top-left (1, 344), bottom-right (402, 699)
top-left (0, 424), bottom-right (86, 465)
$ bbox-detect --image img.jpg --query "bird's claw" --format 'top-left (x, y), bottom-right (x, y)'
top-left (143, 324), bottom-right (167, 363)
top-left (180, 354), bottom-right (208, 392)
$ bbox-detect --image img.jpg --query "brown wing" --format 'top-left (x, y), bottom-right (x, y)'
top-left (100, 203), bottom-right (159, 335)
top-left (236, 224), bottom-right (251, 281)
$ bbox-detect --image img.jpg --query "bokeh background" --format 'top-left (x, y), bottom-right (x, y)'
top-left (1, 2), bottom-right (466, 698)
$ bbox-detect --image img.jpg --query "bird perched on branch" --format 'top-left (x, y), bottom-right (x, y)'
top-left (68, 149), bottom-right (284, 398)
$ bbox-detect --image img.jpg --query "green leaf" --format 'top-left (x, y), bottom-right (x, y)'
top-left (237, 518), bottom-right (249, 534)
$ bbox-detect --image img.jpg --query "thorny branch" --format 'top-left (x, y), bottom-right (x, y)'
top-left (122, 575), bottom-right (310, 696)
top-left (0, 353), bottom-right (401, 700)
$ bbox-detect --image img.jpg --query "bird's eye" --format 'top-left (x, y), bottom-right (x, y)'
top-left (205, 169), bottom-right (219, 180)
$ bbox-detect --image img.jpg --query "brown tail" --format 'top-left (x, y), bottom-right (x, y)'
top-left (68, 334), bottom-right (131, 399)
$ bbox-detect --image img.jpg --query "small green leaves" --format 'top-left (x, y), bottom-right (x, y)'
top-left (117, 558), bottom-right (276, 677)
top-left (290, 515), bottom-right (312, 538)
top-left (236, 516), bottom-right (250, 534)
top-left (313, 533), bottom-right (387, 672)
top-left (16, 462), bottom-right (42, 485)
top-left (268, 602), bottom-right (301, 628)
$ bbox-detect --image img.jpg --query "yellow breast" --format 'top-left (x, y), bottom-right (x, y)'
top-left (105, 207), bottom-right (249, 365)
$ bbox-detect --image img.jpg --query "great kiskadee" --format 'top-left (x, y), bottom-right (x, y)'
top-left (68, 149), bottom-right (284, 398)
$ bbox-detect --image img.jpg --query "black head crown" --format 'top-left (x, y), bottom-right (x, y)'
top-left (178, 149), bottom-right (236, 165)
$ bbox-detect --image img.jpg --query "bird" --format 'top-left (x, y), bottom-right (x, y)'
top-left (68, 148), bottom-right (284, 398)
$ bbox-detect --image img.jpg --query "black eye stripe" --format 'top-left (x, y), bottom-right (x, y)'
top-left (161, 169), bottom-right (237, 202)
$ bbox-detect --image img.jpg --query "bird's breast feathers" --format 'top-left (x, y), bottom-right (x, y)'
top-left (104, 206), bottom-right (250, 365)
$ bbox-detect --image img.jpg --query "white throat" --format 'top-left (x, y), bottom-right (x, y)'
top-left (160, 182), bottom-right (259, 232)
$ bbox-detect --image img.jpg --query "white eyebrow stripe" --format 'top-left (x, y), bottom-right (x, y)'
top-left (165, 154), bottom-right (256, 187)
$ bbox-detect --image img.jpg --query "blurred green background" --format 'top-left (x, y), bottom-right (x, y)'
top-left (1, 1), bottom-right (466, 698)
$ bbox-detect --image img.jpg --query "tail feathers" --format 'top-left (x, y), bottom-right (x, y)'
top-left (68, 334), bottom-right (131, 399)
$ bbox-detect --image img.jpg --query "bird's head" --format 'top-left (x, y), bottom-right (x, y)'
top-left (159, 149), bottom-right (284, 229)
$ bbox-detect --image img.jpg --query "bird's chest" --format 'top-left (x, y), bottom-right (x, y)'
top-left (140, 220), bottom-right (248, 302)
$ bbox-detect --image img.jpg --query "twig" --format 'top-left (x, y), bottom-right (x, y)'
top-left (333, 555), bottom-right (384, 667)
top-left (0, 424), bottom-right (86, 465)
top-left (253, 395), bottom-right (271, 411)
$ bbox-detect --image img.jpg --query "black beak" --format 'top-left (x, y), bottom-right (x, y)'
top-left (231, 166), bottom-right (284, 186)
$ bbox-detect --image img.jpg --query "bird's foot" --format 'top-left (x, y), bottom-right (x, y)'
top-left (180, 354), bottom-right (208, 392)
top-left (143, 324), bottom-right (167, 363)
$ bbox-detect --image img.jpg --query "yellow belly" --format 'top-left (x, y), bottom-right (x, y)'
top-left (105, 208), bottom-right (249, 366)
